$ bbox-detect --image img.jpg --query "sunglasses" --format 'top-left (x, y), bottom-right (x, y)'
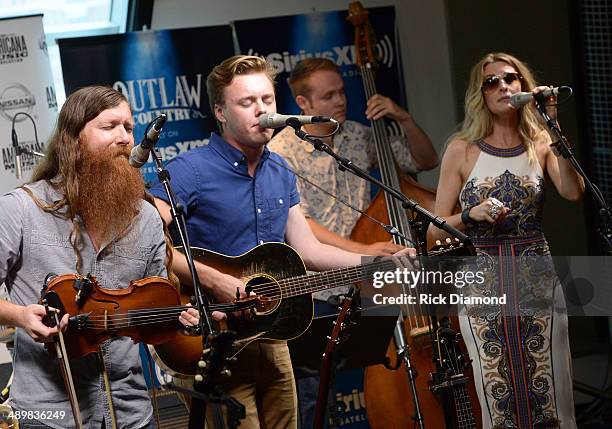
top-left (482, 72), bottom-right (522, 92)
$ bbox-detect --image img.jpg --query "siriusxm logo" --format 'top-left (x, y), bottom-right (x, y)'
top-left (247, 34), bottom-right (395, 74)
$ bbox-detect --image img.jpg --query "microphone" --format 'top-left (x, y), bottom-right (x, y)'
top-left (258, 113), bottom-right (334, 129)
top-left (509, 86), bottom-right (571, 108)
top-left (129, 114), bottom-right (167, 168)
top-left (11, 127), bottom-right (21, 180)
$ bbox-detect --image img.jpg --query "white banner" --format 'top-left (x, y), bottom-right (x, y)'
top-left (0, 14), bottom-right (57, 193)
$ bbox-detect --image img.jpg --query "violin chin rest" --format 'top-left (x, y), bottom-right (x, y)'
top-left (42, 290), bottom-right (66, 316)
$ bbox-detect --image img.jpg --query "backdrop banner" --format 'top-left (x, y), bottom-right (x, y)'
top-left (59, 26), bottom-right (235, 183)
top-left (0, 14), bottom-right (57, 192)
top-left (233, 6), bottom-right (406, 133)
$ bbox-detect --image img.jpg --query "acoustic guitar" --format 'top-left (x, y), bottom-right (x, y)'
top-left (151, 241), bottom-right (470, 378)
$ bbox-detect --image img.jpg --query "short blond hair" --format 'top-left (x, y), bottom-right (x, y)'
top-left (206, 55), bottom-right (276, 130)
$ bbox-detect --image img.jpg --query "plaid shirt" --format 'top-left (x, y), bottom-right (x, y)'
top-left (268, 120), bottom-right (418, 237)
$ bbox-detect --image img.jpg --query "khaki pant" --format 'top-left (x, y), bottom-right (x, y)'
top-left (179, 341), bottom-right (298, 429)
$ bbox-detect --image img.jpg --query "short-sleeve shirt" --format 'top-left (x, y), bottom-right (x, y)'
top-left (268, 120), bottom-right (418, 237)
top-left (149, 133), bottom-right (300, 256)
top-left (0, 180), bottom-right (167, 429)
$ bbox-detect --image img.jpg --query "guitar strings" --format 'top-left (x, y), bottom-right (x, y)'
top-left (80, 261), bottom-right (393, 329)
top-left (73, 249), bottom-right (443, 329)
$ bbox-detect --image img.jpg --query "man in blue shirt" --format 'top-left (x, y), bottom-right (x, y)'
top-left (151, 55), bottom-right (413, 429)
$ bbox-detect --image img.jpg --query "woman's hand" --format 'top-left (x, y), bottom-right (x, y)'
top-left (531, 85), bottom-right (558, 125)
top-left (467, 198), bottom-right (510, 224)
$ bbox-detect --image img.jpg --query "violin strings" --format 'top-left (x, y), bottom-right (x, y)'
top-left (86, 315), bottom-right (184, 329)
top-left (83, 302), bottom-right (245, 321)
top-left (71, 257), bottom-right (425, 331)
top-left (82, 303), bottom-right (242, 320)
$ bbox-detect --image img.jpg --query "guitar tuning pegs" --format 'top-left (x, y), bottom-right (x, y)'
top-left (445, 238), bottom-right (452, 244)
top-left (326, 335), bottom-right (332, 340)
top-left (221, 369), bottom-right (232, 377)
top-left (194, 374), bottom-right (204, 383)
top-left (435, 240), bottom-right (442, 246)
top-left (198, 360), bottom-right (207, 368)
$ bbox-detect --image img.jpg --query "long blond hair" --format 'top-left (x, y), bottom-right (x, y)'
top-left (449, 52), bottom-right (544, 164)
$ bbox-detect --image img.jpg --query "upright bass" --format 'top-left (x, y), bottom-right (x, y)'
top-left (346, 3), bottom-right (481, 428)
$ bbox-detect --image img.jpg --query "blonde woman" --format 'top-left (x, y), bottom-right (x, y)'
top-left (429, 53), bottom-right (584, 428)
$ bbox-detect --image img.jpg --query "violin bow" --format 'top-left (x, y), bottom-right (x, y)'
top-left (42, 300), bottom-right (84, 429)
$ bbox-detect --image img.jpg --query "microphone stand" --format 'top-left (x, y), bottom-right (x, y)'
top-left (20, 147), bottom-right (46, 158)
top-left (534, 100), bottom-right (612, 254)
top-left (11, 111), bottom-right (46, 179)
top-left (287, 119), bottom-right (473, 429)
top-left (150, 148), bottom-right (244, 428)
top-left (287, 119), bottom-right (471, 246)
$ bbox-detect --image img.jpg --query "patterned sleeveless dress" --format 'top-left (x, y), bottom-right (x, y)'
top-left (458, 140), bottom-right (576, 429)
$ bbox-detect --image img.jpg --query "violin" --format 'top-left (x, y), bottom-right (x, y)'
top-left (40, 273), bottom-right (257, 359)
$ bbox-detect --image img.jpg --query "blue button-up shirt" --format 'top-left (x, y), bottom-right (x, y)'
top-left (149, 133), bottom-right (300, 256)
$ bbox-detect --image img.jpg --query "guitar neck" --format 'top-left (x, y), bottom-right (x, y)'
top-left (279, 258), bottom-right (395, 297)
top-left (452, 384), bottom-right (477, 429)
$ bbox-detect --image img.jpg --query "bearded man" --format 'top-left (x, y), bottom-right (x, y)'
top-left (0, 86), bottom-right (197, 429)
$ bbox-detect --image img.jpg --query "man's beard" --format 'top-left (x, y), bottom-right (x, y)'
top-left (77, 144), bottom-right (145, 244)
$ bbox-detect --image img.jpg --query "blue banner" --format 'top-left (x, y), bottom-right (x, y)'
top-left (59, 26), bottom-right (235, 183)
top-left (234, 7), bottom-right (406, 136)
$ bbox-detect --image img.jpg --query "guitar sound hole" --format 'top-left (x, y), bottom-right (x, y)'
top-left (246, 275), bottom-right (281, 315)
